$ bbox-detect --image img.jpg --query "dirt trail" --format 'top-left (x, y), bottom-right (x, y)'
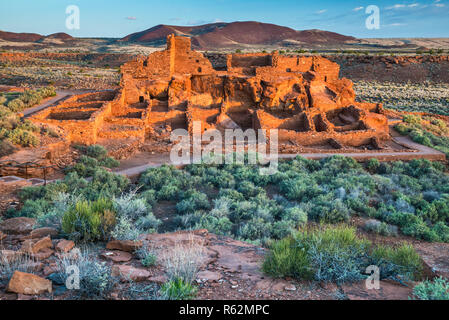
top-left (22, 89), bottom-right (108, 117)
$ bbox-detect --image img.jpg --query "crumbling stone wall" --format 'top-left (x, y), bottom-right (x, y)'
top-left (30, 35), bottom-right (390, 150)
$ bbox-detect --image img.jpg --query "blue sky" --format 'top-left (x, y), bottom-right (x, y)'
top-left (0, 0), bottom-right (448, 38)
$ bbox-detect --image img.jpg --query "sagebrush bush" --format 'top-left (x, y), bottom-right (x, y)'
top-left (61, 198), bottom-right (116, 242)
top-left (412, 277), bottom-right (449, 300)
top-left (162, 238), bottom-right (205, 284)
top-left (56, 249), bottom-right (116, 299)
top-left (263, 225), bottom-right (423, 283)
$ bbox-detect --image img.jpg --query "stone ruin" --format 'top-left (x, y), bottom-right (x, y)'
top-left (30, 34), bottom-right (390, 152)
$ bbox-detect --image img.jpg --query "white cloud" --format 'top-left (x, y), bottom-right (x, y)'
top-left (353, 6), bottom-right (364, 12)
top-left (386, 4), bottom-right (407, 9)
top-left (316, 9), bottom-right (327, 14)
top-left (435, 3), bottom-right (445, 7)
top-left (125, 16), bottom-right (136, 20)
top-left (387, 23), bottom-right (407, 26)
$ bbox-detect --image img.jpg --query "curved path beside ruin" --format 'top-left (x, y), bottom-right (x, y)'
top-left (22, 89), bottom-right (110, 118)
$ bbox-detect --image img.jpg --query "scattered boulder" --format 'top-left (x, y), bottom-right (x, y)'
top-left (21, 236), bottom-right (53, 254)
top-left (7, 271), bottom-right (52, 295)
top-left (106, 240), bottom-right (143, 252)
top-left (55, 239), bottom-right (75, 253)
top-left (31, 248), bottom-right (54, 261)
top-left (111, 265), bottom-right (151, 282)
top-left (197, 270), bottom-right (222, 282)
top-left (0, 217), bottom-right (36, 235)
top-left (148, 274), bottom-right (168, 284)
top-left (101, 251), bottom-right (133, 263)
top-left (28, 227), bottom-right (58, 239)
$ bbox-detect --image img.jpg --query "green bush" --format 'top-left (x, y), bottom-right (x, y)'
top-left (263, 225), bottom-right (422, 283)
top-left (371, 244), bottom-right (423, 280)
top-left (159, 278), bottom-right (197, 300)
top-left (8, 128), bottom-right (39, 147)
top-left (61, 198), bottom-right (116, 242)
top-left (412, 277), bottom-right (449, 300)
top-left (56, 250), bottom-right (115, 299)
top-left (262, 235), bottom-right (313, 279)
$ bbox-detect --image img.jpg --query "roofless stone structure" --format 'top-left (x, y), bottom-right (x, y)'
top-left (31, 34), bottom-right (389, 150)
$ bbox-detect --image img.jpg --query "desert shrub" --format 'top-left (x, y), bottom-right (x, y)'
top-left (71, 154), bottom-right (449, 245)
top-left (61, 198), bottom-right (116, 242)
top-left (110, 214), bottom-right (140, 241)
top-left (271, 220), bottom-right (296, 239)
top-left (141, 189), bottom-right (157, 207)
top-left (8, 128), bottom-right (39, 147)
top-left (85, 144), bottom-right (108, 159)
top-left (67, 146), bottom-right (119, 177)
top-left (194, 215), bottom-right (233, 236)
top-left (370, 244), bottom-right (423, 280)
top-left (412, 277), bottom-right (449, 300)
top-left (281, 207), bottom-right (308, 228)
top-left (237, 218), bottom-right (272, 242)
top-left (176, 190), bottom-right (210, 214)
top-left (113, 191), bottom-right (149, 220)
top-left (7, 98), bottom-right (25, 112)
top-left (0, 253), bottom-right (37, 286)
top-left (137, 246), bottom-right (157, 268)
top-left (263, 225), bottom-right (422, 283)
top-left (159, 278), bottom-right (197, 300)
top-left (162, 237), bottom-right (204, 284)
top-left (308, 197), bottom-right (350, 223)
top-left (18, 199), bottom-right (53, 219)
top-left (302, 226), bottom-right (370, 283)
top-left (136, 213), bottom-right (161, 233)
top-left (262, 235), bottom-right (313, 279)
top-left (364, 219), bottom-right (398, 237)
top-left (56, 249), bottom-right (116, 299)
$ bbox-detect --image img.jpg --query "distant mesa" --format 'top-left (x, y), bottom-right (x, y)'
top-left (0, 30), bottom-right (44, 42)
top-left (119, 21), bottom-right (357, 48)
top-left (44, 33), bottom-right (74, 41)
top-left (0, 31), bottom-right (74, 42)
top-left (0, 21), bottom-right (356, 48)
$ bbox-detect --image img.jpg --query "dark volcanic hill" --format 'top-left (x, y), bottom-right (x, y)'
top-left (0, 30), bottom-right (44, 42)
top-left (120, 21), bottom-right (357, 48)
top-left (0, 31), bottom-right (74, 42)
top-left (45, 33), bottom-right (74, 41)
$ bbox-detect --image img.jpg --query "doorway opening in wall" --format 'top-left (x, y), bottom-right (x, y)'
top-left (139, 96), bottom-right (144, 103)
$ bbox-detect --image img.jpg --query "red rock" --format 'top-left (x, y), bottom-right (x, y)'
top-left (7, 271), bottom-right (52, 295)
top-left (197, 270), bottom-right (222, 282)
top-left (55, 239), bottom-right (75, 253)
top-left (0, 231), bottom-right (6, 241)
top-left (28, 227), bottom-right (58, 239)
top-left (148, 274), bottom-right (168, 284)
top-left (111, 265), bottom-right (151, 282)
top-left (21, 236), bottom-right (53, 254)
top-left (43, 264), bottom-right (58, 277)
top-left (341, 280), bottom-right (413, 300)
top-left (101, 250), bottom-right (133, 263)
top-left (0, 217), bottom-right (36, 235)
top-left (106, 240), bottom-right (142, 252)
top-left (31, 248), bottom-right (54, 261)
